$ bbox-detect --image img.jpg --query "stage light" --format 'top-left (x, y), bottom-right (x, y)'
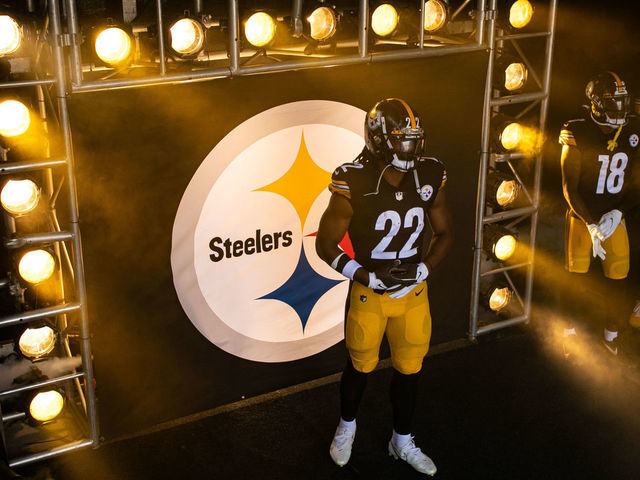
top-left (499, 121), bottom-right (523, 151)
top-left (19, 326), bottom-right (56, 359)
top-left (488, 285), bottom-right (513, 312)
top-left (509, 0), bottom-right (533, 29)
top-left (423, 0), bottom-right (447, 32)
top-left (245, 12), bottom-right (277, 47)
top-left (495, 179), bottom-right (519, 207)
top-left (95, 27), bottom-right (132, 65)
top-left (0, 15), bottom-right (21, 56)
top-left (494, 234), bottom-right (516, 261)
top-left (484, 225), bottom-right (518, 262)
top-left (371, 4), bottom-right (399, 37)
top-left (487, 170), bottom-right (522, 209)
top-left (18, 249), bottom-right (55, 284)
top-left (29, 390), bottom-right (64, 423)
top-left (504, 62), bottom-right (527, 91)
top-left (0, 99), bottom-right (30, 137)
top-left (1, 179), bottom-right (40, 215)
top-left (307, 7), bottom-right (337, 41)
top-left (169, 17), bottom-right (205, 57)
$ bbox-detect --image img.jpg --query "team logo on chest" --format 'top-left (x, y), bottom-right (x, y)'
top-left (418, 184), bottom-right (434, 201)
top-left (630, 134), bottom-right (639, 148)
top-left (395, 192), bottom-right (404, 201)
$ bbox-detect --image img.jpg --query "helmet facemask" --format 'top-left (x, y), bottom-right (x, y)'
top-left (591, 92), bottom-right (630, 127)
top-left (383, 129), bottom-right (424, 171)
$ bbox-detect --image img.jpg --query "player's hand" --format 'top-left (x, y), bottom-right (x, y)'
top-left (587, 224), bottom-right (606, 260)
top-left (387, 262), bottom-right (429, 284)
top-left (597, 209), bottom-right (622, 240)
top-left (368, 271), bottom-right (400, 291)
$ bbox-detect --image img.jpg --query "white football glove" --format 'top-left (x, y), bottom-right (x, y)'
top-left (597, 209), bottom-right (622, 240)
top-left (387, 263), bottom-right (429, 299)
top-left (587, 224), bottom-right (606, 260)
top-left (368, 271), bottom-right (399, 291)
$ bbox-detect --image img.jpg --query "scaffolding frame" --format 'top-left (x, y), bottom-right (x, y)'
top-left (468, 0), bottom-right (557, 339)
top-left (0, 0), bottom-right (555, 466)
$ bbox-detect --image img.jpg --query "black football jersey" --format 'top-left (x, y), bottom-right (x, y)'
top-left (329, 153), bottom-right (447, 272)
top-left (559, 114), bottom-right (640, 219)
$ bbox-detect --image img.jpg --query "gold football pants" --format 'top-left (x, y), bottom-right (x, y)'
top-left (564, 211), bottom-right (629, 279)
top-left (345, 281), bottom-right (431, 375)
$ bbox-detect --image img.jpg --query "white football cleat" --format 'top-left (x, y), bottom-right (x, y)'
top-left (329, 423), bottom-right (356, 466)
top-left (388, 436), bottom-right (437, 476)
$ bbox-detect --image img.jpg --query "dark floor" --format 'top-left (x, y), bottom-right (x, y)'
top-left (15, 328), bottom-right (640, 480)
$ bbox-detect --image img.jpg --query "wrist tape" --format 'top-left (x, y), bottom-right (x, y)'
top-left (330, 252), bottom-right (362, 280)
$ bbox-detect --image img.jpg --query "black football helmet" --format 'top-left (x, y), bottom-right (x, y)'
top-left (585, 71), bottom-right (630, 127)
top-left (365, 98), bottom-right (425, 171)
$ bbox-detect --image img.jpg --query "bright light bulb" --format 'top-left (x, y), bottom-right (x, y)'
top-left (496, 180), bottom-right (518, 207)
top-left (371, 4), bottom-right (399, 37)
top-left (1, 179), bottom-right (40, 215)
top-left (0, 100), bottom-right (30, 137)
top-left (0, 15), bottom-right (21, 55)
top-left (500, 122), bottom-right (523, 150)
top-left (30, 391), bottom-right (64, 422)
top-left (245, 12), bottom-right (276, 47)
top-left (489, 287), bottom-right (512, 311)
top-left (170, 18), bottom-right (205, 56)
top-left (504, 62), bottom-right (527, 91)
top-left (95, 27), bottom-right (132, 65)
top-left (509, 0), bottom-right (533, 29)
top-left (424, 0), bottom-right (447, 32)
top-left (19, 326), bottom-right (56, 359)
top-left (494, 234), bottom-right (517, 261)
top-left (307, 7), bottom-right (337, 41)
top-left (19, 250), bottom-right (55, 284)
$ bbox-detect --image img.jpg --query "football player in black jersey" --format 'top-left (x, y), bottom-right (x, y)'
top-left (559, 71), bottom-right (640, 357)
top-left (316, 98), bottom-right (453, 475)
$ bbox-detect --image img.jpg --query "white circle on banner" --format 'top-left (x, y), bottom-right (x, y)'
top-left (171, 101), bottom-right (366, 362)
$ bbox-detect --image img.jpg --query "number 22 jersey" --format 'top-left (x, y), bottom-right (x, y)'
top-left (328, 152), bottom-right (447, 272)
top-left (559, 114), bottom-right (640, 219)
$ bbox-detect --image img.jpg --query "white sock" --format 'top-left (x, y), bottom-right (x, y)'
top-left (563, 328), bottom-right (576, 337)
top-left (339, 418), bottom-right (356, 431)
top-left (392, 430), bottom-right (411, 448)
top-left (604, 329), bottom-right (618, 342)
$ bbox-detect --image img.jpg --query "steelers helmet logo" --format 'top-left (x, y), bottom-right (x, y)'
top-left (630, 134), bottom-right (639, 148)
top-left (171, 101), bottom-right (366, 362)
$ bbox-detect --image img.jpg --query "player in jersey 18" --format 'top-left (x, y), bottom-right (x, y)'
top-left (559, 71), bottom-right (640, 358)
top-left (316, 98), bottom-right (453, 475)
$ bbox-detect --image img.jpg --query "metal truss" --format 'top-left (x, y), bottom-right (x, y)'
top-left (469, 0), bottom-right (557, 339)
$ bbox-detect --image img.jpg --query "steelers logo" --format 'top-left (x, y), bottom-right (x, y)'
top-left (419, 184), bottom-right (434, 201)
top-left (171, 101), bottom-right (366, 362)
top-left (630, 134), bottom-right (639, 148)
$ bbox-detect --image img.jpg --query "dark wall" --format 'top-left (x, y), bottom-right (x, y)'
top-left (68, 53), bottom-right (486, 439)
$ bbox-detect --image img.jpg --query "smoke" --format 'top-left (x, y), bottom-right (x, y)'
top-left (530, 304), bottom-right (640, 432)
top-left (0, 355), bottom-right (82, 391)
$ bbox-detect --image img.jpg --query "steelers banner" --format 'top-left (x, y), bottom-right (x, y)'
top-left (172, 101), bottom-right (364, 362)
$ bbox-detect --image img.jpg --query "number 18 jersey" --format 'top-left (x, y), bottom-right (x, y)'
top-left (329, 153), bottom-right (447, 272)
top-left (559, 114), bottom-right (640, 219)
